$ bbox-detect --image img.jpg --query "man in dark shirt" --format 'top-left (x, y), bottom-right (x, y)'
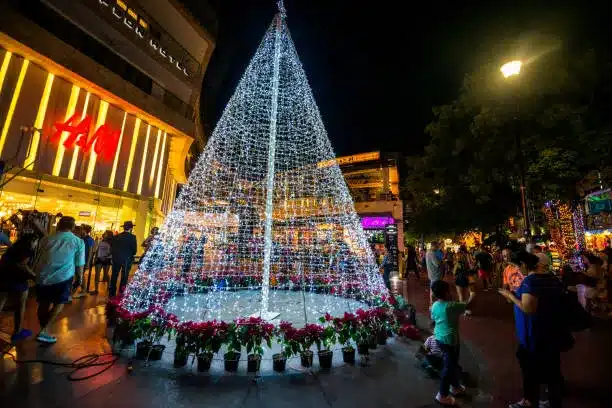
top-left (109, 221), bottom-right (137, 297)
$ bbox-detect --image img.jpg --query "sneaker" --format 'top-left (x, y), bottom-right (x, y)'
top-left (73, 292), bottom-right (88, 298)
top-left (11, 329), bottom-right (33, 342)
top-left (539, 401), bottom-right (550, 408)
top-left (463, 309), bottom-right (472, 316)
top-left (36, 333), bottom-right (57, 344)
top-left (450, 384), bottom-right (467, 396)
top-left (509, 399), bottom-right (532, 408)
top-left (89, 290), bottom-right (99, 295)
top-left (435, 393), bottom-right (457, 406)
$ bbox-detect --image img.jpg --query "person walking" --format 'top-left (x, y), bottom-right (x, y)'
top-left (499, 253), bottom-right (567, 408)
top-left (380, 245), bottom-right (393, 290)
top-left (109, 221), bottom-right (137, 298)
top-left (0, 233), bottom-right (38, 342)
top-left (474, 245), bottom-right (493, 290)
top-left (141, 227), bottom-right (159, 256)
top-left (90, 230), bottom-right (113, 295)
top-left (405, 244), bottom-right (419, 280)
top-left (34, 216), bottom-right (85, 344)
top-left (74, 225), bottom-right (95, 298)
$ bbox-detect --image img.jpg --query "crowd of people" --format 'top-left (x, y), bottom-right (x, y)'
top-left (411, 239), bottom-right (608, 407)
top-left (0, 216), bottom-right (145, 344)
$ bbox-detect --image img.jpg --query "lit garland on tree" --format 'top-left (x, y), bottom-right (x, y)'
top-left (120, 2), bottom-right (387, 325)
top-left (573, 203), bottom-right (586, 251)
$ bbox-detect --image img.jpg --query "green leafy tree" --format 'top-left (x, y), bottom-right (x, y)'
top-left (407, 48), bottom-right (612, 235)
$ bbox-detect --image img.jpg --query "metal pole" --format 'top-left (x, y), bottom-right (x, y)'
top-left (515, 130), bottom-right (530, 236)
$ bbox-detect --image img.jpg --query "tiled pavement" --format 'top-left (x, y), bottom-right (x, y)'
top-left (399, 275), bottom-right (612, 408)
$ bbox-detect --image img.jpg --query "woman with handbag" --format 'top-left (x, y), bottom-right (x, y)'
top-left (499, 253), bottom-right (567, 408)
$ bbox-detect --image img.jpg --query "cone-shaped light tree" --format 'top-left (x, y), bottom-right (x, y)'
top-left (121, 1), bottom-right (387, 325)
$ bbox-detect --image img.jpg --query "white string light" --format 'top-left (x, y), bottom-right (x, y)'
top-left (121, 8), bottom-right (387, 325)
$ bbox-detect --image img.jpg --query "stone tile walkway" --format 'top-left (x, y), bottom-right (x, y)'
top-left (399, 275), bottom-right (612, 408)
top-left (1, 284), bottom-right (493, 408)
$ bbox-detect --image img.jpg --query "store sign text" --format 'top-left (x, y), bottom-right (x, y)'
top-left (98, 0), bottom-right (190, 77)
top-left (52, 114), bottom-right (120, 160)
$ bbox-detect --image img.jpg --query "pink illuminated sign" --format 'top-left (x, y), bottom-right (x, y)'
top-left (361, 216), bottom-right (395, 229)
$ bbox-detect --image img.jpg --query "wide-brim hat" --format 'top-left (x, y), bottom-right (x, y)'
top-left (121, 221), bottom-right (135, 229)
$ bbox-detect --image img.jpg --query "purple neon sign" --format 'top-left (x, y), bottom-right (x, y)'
top-left (361, 216), bottom-right (395, 229)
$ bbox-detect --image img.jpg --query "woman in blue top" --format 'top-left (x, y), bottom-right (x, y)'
top-left (499, 252), bottom-right (566, 408)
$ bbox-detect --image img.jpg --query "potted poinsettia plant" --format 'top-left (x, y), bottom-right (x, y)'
top-left (354, 309), bottom-right (375, 355)
top-left (173, 323), bottom-right (190, 367)
top-left (105, 296), bottom-right (122, 327)
top-left (295, 323), bottom-right (324, 368)
top-left (236, 317), bottom-right (274, 372)
top-left (333, 312), bottom-right (358, 364)
top-left (317, 313), bottom-right (337, 369)
top-left (192, 321), bottom-right (227, 371)
top-left (221, 322), bottom-right (242, 372)
top-left (275, 321), bottom-right (299, 372)
top-left (129, 307), bottom-right (176, 361)
top-left (111, 306), bottom-right (146, 350)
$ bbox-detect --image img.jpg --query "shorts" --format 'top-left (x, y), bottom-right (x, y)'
top-left (455, 274), bottom-right (469, 288)
top-left (478, 269), bottom-right (490, 280)
top-left (37, 278), bottom-right (73, 304)
top-left (95, 258), bottom-right (112, 266)
top-left (0, 281), bottom-right (29, 293)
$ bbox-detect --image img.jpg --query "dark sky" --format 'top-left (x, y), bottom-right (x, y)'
top-left (188, 1), bottom-right (607, 157)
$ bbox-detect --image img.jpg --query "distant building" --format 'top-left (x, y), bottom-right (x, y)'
top-left (338, 151), bottom-right (404, 251)
top-left (0, 0), bottom-right (216, 247)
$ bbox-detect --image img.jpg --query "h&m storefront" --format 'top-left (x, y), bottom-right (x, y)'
top-left (0, 39), bottom-right (192, 248)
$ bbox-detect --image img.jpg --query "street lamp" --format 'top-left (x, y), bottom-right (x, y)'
top-left (501, 60), bottom-right (530, 236)
top-left (500, 60), bottom-right (522, 78)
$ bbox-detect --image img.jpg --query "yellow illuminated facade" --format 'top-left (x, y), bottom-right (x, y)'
top-left (0, 40), bottom-right (192, 246)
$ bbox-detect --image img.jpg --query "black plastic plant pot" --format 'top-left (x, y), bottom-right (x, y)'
top-left (300, 350), bottom-right (314, 367)
top-left (342, 346), bottom-right (356, 364)
top-left (272, 353), bottom-right (287, 372)
top-left (136, 342), bottom-right (165, 360)
top-left (368, 337), bottom-right (378, 350)
top-left (174, 351), bottom-right (189, 367)
top-left (318, 349), bottom-right (333, 369)
top-left (377, 330), bottom-right (388, 345)
top-left (224, 352), bottom-right (241, 372)
top-left (197, 353), bottom-right (213, 372)
top-left (247, 354), bottom-right (261, 372)
top-left (357, 343), bottom-right (369, 355)
top-left (135, 341), bottom-right (152, 359)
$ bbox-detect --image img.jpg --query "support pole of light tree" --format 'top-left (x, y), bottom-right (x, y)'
top-left (259, 3), bottom-right (285, 320)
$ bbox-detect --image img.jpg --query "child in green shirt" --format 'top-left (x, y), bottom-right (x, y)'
top-left (430, 280), bottom-right (475, 405)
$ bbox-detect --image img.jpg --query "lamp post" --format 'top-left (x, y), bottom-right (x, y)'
top-left (501, 60), bottom-right (530, 236)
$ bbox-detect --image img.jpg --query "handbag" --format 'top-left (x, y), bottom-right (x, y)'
top-left (562, 290), bottom-right (591, 332)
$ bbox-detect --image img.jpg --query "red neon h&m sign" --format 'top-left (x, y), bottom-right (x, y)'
top-left (52, 114), bottom-right (120, 161)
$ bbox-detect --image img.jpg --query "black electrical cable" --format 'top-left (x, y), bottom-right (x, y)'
top-left (1, 350), bottom-right (121, 381)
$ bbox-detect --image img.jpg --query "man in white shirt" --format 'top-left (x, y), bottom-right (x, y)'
top-left (34, 216), bottom-right (85, 344)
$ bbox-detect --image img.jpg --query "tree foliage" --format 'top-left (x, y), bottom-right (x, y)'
top-left (406, 48), bottom-right (612, 235)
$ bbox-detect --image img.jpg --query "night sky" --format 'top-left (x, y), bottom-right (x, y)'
top-left (189, 1), bottom-right (607, 157)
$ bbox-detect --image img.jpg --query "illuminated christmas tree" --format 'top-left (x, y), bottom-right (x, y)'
top-left (121, 2), bottom-right (387, 325)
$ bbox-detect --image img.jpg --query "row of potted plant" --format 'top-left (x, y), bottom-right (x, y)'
top-left (107, 294), bottom-right (411, 372)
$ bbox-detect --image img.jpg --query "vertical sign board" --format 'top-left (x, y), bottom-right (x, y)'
top-left (384, 223), bottom-right (399, 276)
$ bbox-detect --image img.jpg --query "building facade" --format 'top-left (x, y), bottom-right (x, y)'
top-left (338, 151), bottom-right (404, 251)
top-left (0, 0), bottom-right (215, 248)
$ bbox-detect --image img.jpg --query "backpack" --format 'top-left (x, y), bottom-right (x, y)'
top-left (96, 241), bottom-right (112, 261)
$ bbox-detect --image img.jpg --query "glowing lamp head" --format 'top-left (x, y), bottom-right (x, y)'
top-left (501, 60), bottom-right (522, 78)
